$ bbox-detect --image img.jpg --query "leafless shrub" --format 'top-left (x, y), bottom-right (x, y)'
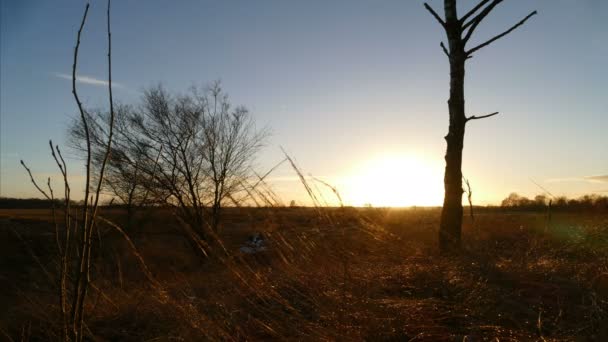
top-left (69, 82), bottom-right (268, 256)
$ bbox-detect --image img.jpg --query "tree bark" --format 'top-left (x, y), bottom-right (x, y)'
top-left (439, 0), bottom-right (465, 253)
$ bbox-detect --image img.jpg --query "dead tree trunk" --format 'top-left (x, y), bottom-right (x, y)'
top-left (424, 0), bottom-right (537, 253)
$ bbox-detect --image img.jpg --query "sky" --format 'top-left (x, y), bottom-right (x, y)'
top-left (1, 0), bottom-right (607, 206)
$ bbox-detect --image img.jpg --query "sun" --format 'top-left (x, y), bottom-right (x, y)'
top-left (342, 154), bottom-right (444, 207)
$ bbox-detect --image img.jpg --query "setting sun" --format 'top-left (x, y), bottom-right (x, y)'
top-left (343, 154), bottom-right (444, 207)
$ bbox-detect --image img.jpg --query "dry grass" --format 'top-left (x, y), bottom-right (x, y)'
top-left (1, 208), bottom-right (608, 341)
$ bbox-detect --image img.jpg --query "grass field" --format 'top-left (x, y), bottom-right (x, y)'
top-left (1, 207), bottom-right (608, 341)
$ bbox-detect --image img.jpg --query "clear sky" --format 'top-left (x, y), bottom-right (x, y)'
top-left (1, 0), bottom-right (607, 206)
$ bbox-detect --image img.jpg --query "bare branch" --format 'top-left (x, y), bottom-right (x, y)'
top-left (463, 0), bottom-right (502, 30)
top-left (462, 0), bottom-right (503, 43)
top-left (47, 176), bottom-right (64, 257)
top-left (466, 111), bottom-right (499, 122)
top-left (466, 11), bottom-right (537, 56)
top-left (424, 3), bottom-right (446, 28)
top-left (462, 176), bottom-right (474, 223)
top-left (89, 0), bottom-right (116, 223)
top-left (460, 0), bottom-right (492, 25)
top-left (49, 141), bottom-right (66, 179)
top-left (71, 3), bottom-right (92, 233)
top-left (55, 145), bottom-right (71, 198)
top-left (20, 160), bottom-right (51, 200)
top-left (440, 41), bottom-right (450, 58)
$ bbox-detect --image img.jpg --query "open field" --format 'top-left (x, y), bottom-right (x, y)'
top-left (1, 207), bottom-right (608, 341)
top-left (3, 0), bottom-right (606, 341)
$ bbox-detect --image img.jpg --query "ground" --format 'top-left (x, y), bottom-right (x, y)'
top-left (1, 207), bottom-right (607, 341)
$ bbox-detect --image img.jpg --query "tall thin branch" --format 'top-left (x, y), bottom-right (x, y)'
top-left (90, 0), bottom-right (116, 221)
top-left (70, 5), bottom-right (92, 336)
top-left (72, 3), bottom-right (91, 228)
top-left (47, 172), bottom-right (62, 257)
top-left (50, 141), bottom-right (66, 179)
top-left (47, 141), bottom-right (72, 341)
top-left (78, 1), bottom-right (116, 337)
top-left (466, 11), bottom-right (537, 56)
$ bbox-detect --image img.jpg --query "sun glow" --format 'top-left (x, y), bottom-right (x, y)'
top-left (343, 154), bottom-right (444, 207)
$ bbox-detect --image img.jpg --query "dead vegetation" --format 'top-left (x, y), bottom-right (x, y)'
top-left (2, 208), bottom-right (608, 341)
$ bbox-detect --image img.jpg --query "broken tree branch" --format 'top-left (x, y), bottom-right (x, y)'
top-left (466, 111), bottom-right (499, 122)
top-left (463, 176), bottom-right (475, 223)
top-left (466, 11), bottom-right (537, 56)
top-left (424, 3), bottom-right (446, 28)
top-left (440, 41), bottom-right (450, 58)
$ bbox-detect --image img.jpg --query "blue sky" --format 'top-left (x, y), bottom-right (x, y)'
top-left (1, 0), bottom-right (607, 205)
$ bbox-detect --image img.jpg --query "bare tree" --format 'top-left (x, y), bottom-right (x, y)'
top-left (70, 82), bottom-right (268, 255)
top-left (424, 0), bottom-right (536, 252)
top-left (69, 105), bottom-right (160, 229)
top-left (201, 82), bottom-right (268, 232)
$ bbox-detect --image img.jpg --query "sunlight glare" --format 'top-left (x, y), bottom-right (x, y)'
top-left (343, 154), bottom-right (444, 207)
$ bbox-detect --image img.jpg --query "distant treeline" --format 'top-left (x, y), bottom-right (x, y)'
top-left (500, 193), bottom-right (608, 211)
top-left (3, 194), bottom-right (607, 211)
top-left (0, 197), bottom-right (73, 209)
top-left (0, 197), bottom-right (147, 209)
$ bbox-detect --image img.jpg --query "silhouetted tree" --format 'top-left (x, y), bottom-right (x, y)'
top-left (555, 196), bottom-right (568, 208)
top-left (70, 82), bottom-right (267, 255)
top-left (70, 105), bottom-right (155, 229)
top-left (424, 0), bottom-right (537, 252)
top-left (534, 194), bottom-right (548, 206)
top-left (200, 82), bottom-right (268, 232)
top-left (501, 192), bottom-right (524, 207)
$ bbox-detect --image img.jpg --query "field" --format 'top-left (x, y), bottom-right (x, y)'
top-left (1, 207), bottom-right (608, 341)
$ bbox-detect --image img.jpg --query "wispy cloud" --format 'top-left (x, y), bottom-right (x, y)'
top-left (545, 177), bottom-right (583, 183)
top-left (545, 175), bottom-right (608, 184)
top-left (265, 175), bottom-right (335, 183)
top-left (584, 175), bottom-right (608, 183)
top-left (265, 176), bottom-right (302, 182)
top-left (53, 72), bottom-right (124, 88)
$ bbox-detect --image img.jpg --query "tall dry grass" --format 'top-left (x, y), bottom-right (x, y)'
top-left (4, 153), bottom-right (608, 340)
